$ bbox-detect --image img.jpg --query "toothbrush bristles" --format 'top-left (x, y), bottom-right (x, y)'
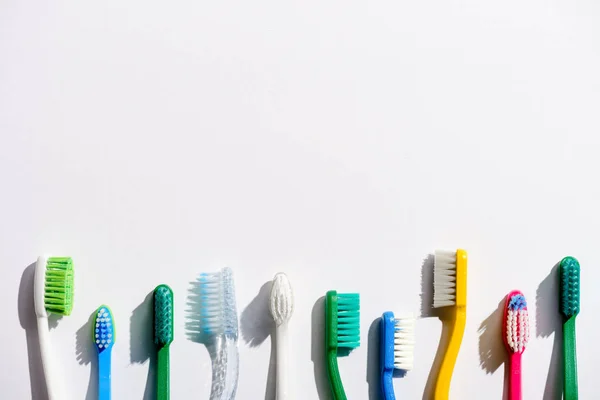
top-left (393, 315), bottom-right (415, 370)
top-left (433, 250), bottom-right (457, 308)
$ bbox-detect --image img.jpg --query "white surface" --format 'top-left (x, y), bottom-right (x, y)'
top-left (1, 0), bottom-right (600, 399)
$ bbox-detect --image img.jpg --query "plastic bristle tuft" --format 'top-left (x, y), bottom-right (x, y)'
top-left (393, 315), bottom-right (415, 370)
top-left (154, 285), bottom-right (174, 346)
top-left (198, 267), bottom-right (238, 338)
top-left (433, 250), bottom-right (457, 308)
top-left (93, 306), bottom-right (115, 352)
top-left (336, 293), bottom-right (360, 349)
top-left (560, 256), bottom-right (580, 318)
top-left (505, 293), bottom-right (529, 353)
top-left (44, 257), bottom-right (74, 316)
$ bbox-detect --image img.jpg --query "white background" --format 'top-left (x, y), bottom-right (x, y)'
top-left (1, 0), bottom-right (599, 399)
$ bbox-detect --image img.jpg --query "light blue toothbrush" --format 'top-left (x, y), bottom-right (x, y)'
top-left (93, 305), bottom-right (115, 400)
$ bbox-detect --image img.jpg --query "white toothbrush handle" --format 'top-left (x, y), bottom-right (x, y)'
top-left (37, 317), bottom-right (64, 400)
top-left (275, 322), bottom-right (289, 400)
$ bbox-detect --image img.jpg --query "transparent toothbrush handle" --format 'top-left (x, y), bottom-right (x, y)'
top-left (209, 335), bottom-right (239, 400)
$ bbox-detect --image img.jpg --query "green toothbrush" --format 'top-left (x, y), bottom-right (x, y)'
top-left (560, 256), bottom-right (580, 400)
top-left (325, 290), bottom-right (360, 400)
top-left (154, 284), bottom-right (174, 400)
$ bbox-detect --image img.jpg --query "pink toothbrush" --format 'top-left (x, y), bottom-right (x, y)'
top-left (502, 290), bottom-right (530, 400)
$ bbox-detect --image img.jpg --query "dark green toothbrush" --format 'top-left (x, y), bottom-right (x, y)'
top-left (560, 256), bottom-right (580, 400)
top-left (154, 285), bottom-right (174, 400)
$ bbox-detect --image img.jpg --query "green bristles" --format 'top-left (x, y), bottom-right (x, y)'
top-left (154, 285), bottom-right (174, 347)
top-left (560, 256), bottom-right (580, 318)
top-left (44, 257), bottom-right (74, 316)
top-left (336, 293), bottom-right (360, 349)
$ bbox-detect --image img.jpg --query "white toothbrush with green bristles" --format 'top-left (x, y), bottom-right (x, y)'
top-left (34, 256), bottom-right (74, 400)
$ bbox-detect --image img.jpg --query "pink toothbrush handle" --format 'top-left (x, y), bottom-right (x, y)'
top-left (509, 353), bottom-right (522, 400)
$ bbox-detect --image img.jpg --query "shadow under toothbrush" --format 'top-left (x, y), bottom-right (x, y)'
top-left (239, 281), bottom-right (276, 399)
top-left (477, 299), bottom-right (506, 374)
top-left (477, 298), bottom-right (509, 399)
top-left (536, 262), bottom-right (563, 400)
top-left (366, 317), bottom-right (381, 400)
top-left (310, 296), bottom-right (331, 400)
top-left (240, 281), bottom-right (274, 347)
top-left (130, 291), bottom-right (156, 400)
top-left (18, 262), bottom-right (50, 400)
top-left (75, 310), bottom-right (98, 400)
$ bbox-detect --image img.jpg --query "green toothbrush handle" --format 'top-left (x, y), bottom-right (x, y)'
top-left (326, 348), bottom-right (346, 400)
top-left (563, 317), bottom-right (578, 400)
top-left (157, 346), bottom-right (170, 400)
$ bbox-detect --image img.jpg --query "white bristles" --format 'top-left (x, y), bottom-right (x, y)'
top-left (506, 309), bottom-right (530, 353)
top-left (434, 250), bottom-right (457, 308)
top-left (393, 315), bottom-right (415, 371)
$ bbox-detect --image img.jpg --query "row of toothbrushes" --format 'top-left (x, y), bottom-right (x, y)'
top-left (328, 253), bottom-right (581, 400)
top-left (33, 250), bottom-right (580, 400)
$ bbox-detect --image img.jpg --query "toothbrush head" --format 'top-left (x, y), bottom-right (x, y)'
top-left (154, 284), bottom-right (174, 347)
top-left (36, 256), bottom-right (74, 317)
top-left (93, 305), bottom-right (115, 352)
top-left (433, 249), bottom-right (467, 308)
top-left (502, 291), bottom-right (529, 354)
top-left (325, 291), bottom-right (360, 352)
top-left (559, 256), bottom-right (580, 319)
top-left (269, 273), bottom-right (294, 326)
top-left (198, 267), bottom-right (238, 339)
top-left (381, 312), bottom-right (415, 372)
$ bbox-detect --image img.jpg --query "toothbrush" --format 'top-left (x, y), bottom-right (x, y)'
top-left (325, 290), bottom-right (360, 400)
top-left (502, 291), bottom-right (530, 400)
top-left (94, 305), bottom-right (115, 400)
top-left (34, 256), bottom-right (74, 400)
top-left (433, 249), bottom-right (467, 400)
top-left (380, 312), bottom-right (415, 400)
top-left (269, 273), bottom-right (294, 400)
top-left (198, 267), bottom-right (239, 400)
top-left (154, 285), bottom-right (174, 400)
top-left (560, 256), bottom-right (580, 400)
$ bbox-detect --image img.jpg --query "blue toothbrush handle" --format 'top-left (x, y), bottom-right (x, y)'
top-left (98, 350), bottom-right (112, 400)
top-left (382, 369), bottom-right (395, 400)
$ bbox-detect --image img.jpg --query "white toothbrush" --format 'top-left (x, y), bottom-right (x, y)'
top-left (34, 255), bottom-right (75, 400)
top-left (269, 273), bottom-right (294, 400)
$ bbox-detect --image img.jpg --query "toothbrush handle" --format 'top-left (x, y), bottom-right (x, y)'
top-left (434, 307), bottom-right (466, 400)
top-left (326, 348), bottom-right (347, 400)
top-left (381, 369), bottom-right (395, 400)
top-left (275, 323), bottom-right (289, 400)
top-left (157, 346), bottom-right (171, 400)
top-left (509, 352), bottom-right (522, 400)
top-left (98, 350), bottom-right (112, 400)
top-left (37, 317), bottom-right (64, 400)
top-left (563, 317), bottom-right (578, 400)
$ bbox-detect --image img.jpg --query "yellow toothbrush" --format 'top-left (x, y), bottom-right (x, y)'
top-left (433, 249), bottom-right (467, 400)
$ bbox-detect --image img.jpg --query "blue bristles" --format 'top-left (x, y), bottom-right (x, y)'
top-left (508, 294), bottom-right (527, 311)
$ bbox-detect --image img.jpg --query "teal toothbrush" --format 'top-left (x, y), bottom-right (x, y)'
top-left (154, 285), bottom-right (174, 400)
top-left (560, 256), bottom-right (580, 400)
top-left (94, 305), bottom-right (115, 400)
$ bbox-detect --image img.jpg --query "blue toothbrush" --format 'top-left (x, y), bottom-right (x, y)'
top-left (380, 312), bottom-right (415, 400)
top-left (93, 305), bottom-right (115, 400)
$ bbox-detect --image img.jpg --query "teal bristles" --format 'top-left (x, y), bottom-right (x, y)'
top-left (154, 285), bottom-right (174, 347)
top-left (336, 293), bottom-right (360, 349)
top-left (45, 257), bottom-right (74, 316)
top-left (560, 256), bottom-right (580, 318)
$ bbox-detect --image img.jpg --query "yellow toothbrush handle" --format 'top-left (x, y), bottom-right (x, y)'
top-left (434, 307), bottom-right (466, 400)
